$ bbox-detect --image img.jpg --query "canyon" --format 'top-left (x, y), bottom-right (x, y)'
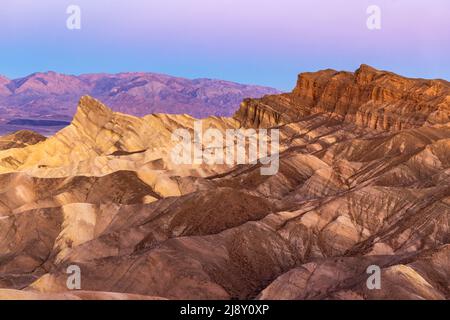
top-left (0, 65), bottom-right (448, 300)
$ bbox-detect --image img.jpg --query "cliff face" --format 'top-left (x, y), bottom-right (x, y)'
top-left (235, 65), bottom-right (450, 130)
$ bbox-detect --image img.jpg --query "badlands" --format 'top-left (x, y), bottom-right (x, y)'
top-left (0, 65), bottom-right (448, 300)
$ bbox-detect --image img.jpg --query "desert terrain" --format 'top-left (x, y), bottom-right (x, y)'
top-left (0, 65), bottom-right (448, 300)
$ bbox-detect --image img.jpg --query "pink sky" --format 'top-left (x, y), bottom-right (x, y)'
top-left (0, 0), bottom-right (449, 89)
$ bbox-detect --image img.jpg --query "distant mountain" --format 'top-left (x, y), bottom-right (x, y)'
top-left (0, 130), bottom-right (46, 150)
top-left (0, 76), bottom-right (10, 96)
top-left (0, 71), bottom-right (280, 134)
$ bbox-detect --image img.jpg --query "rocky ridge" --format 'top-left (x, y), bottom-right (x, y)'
top-left (235, 64), bottom-right (450, 130)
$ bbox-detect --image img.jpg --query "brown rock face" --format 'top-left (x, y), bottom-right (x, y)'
top-left (0, 66), bottom-right (449, 300)
top-left (235, 64), bottom-right (450, 130)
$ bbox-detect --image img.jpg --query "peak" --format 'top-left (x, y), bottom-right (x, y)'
top-left (356, 64), bottom-right (379, 73)
top-left (354, 64), bottom-right (387, 84)
top-left (1, 129), bottom-right (45, 140)
top-left (243, 66), bottom-right (450, 131)
top-left (30, 71), bottom-right (59, 76)
top-left (77, 95), bottom-right (113, 115)
top-left (72, 96), bottom-right (114, 128)
top-left (14, 71), bottom-right (68, 83)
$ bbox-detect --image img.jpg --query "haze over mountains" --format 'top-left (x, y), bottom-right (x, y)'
top-left (0, 65), bottom-right (449, 300)
top-left (0, 71), bottom-right (279, 135)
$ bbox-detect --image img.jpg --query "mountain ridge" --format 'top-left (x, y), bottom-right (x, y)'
top-left (234, 64), bottom-right (450, 130)
top-left (0, 71), bottom-right (279, 135)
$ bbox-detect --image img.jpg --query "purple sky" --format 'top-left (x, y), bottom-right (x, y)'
top-left (0, 0), bottom-right (449, 90)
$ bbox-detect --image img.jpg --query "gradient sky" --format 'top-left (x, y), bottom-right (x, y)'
top-left (0, 0), bottom-right (449, 90)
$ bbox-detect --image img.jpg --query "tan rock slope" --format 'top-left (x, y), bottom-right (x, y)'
top-left (0, 65), bottom-right (449, 300)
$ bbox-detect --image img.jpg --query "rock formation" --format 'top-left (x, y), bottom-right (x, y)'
top-left (235, 64), bottom-right (450, 130)
top-left (0, 65), bottom-right (448, 300)
top-left (0, 130), bottom-right (46, 150)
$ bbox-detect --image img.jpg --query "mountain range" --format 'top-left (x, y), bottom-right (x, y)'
top-left (0, 65), bottom-right (449, 300)
top-left (0, 71), bottom-right (279, 135)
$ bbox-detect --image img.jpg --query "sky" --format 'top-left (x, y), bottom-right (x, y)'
top-left (0, 0), bottom-right (449, 90)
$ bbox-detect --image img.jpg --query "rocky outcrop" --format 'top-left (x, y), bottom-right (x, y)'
top-left (0, 95), bottom-right (239, 178)
top-left (234, 65), bottom-right (450, 130)
top-left (0, 130), bottom-right (46, 150)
